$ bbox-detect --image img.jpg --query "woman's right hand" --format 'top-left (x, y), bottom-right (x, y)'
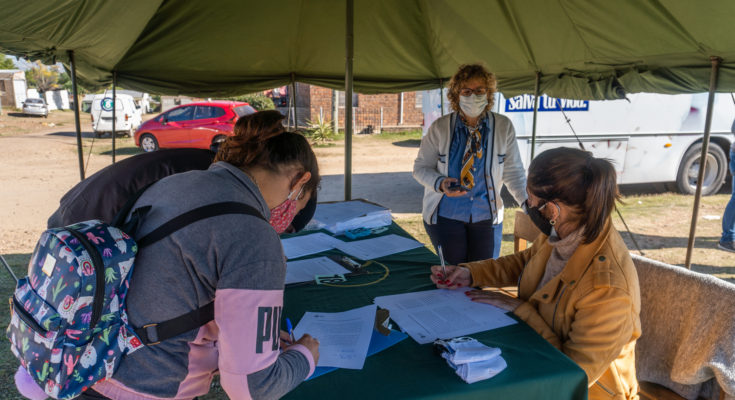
top-left (430, 265), bottom-right (472, 288)
top-left (296, 334), bottom-right (320, 365)
top-left (440, 178), bottom-right (468, 198)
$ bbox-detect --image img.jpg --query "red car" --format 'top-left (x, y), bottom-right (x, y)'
top-left (134, 101), bottom-right (257, 152)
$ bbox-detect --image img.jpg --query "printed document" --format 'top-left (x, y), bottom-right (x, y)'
top-left (309, 200), bottom-right (392, 234)
top-left (286, 256), bottom-right (351, 284)
top-left (293, 304), bottom-right (377, 369)
top-left (334, 234), bottom-right (424, 260)
top-left (374, 288), bottom-right (517, 344)
top-left (281, 232), bottom-right (343, 259)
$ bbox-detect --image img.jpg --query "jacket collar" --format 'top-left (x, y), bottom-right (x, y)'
top-left (521, 220), bottom-right (612, 303)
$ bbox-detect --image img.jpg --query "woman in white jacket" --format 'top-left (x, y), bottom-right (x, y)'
top-left (413, 64), bottom-right (527, 264)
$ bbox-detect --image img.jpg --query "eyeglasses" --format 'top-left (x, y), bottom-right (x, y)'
top-left (459, 87), bottom-right (488, 97)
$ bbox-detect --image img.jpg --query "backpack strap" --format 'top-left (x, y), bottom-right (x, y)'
top-left (136, 201), bottom-right (266, 248)
top-left (132, 201), bottom-right (267, 345)
top-left (135, 302), bottom-right (214, 345)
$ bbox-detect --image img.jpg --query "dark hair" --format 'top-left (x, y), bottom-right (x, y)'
top-left (527, 147), bottom-right (620, 243)
top-left (447, 63), bottom-right (497, 114)
top-left (214, 110), bottom-right (320, 193)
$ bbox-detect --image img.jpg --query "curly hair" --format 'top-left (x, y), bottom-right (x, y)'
top-left (446, 64), bottom-right (497, 114)
top-left (214, 110), bottom-right (320, 194)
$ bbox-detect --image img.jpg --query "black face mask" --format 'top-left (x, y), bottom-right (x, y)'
top-left (522, 200), bottom-right (553, 236)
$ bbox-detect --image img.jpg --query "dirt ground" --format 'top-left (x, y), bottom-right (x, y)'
top-left (0, 110), bottom-right (425, 254)
top-left (1, 109), bottom-right (734, 282)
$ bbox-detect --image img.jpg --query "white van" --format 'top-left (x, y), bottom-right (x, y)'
top-left (423, 91), bottom-right (735, 195)
top-left (90, 93), bottom-right (143, 137)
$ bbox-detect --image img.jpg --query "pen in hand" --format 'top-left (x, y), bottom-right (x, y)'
top-left (437, 245), bottom-right (447, 283)
top-left (286, 318), bottom-right (296, 345)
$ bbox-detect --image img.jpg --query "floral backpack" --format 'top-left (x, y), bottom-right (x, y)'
top-left (6, 202), bottom-right (265, 399)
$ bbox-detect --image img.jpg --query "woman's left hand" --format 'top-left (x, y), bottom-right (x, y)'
top-left (465, 289), bottom-right (523, 312)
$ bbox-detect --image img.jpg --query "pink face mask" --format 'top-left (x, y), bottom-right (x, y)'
top-left (269, 186), bottom-right (304, 234)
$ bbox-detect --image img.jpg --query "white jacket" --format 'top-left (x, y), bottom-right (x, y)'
top-left (413, 111), bottom-right (527, 224)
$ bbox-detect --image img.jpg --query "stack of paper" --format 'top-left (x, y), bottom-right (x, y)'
top-left (285, 256), bottom-right (351, 284)
top-left (281, 232), bottom-right (344, 259)
top-left (307, 200), bottom-right (392, 235)
top-left (373, 288), bottom-right (517, 344)
top-left (334, 234), bottom-right (424, 260)
top-left (293, 304), bottom-right (377, 369)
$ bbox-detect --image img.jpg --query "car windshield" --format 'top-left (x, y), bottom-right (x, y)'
top-left (233, 105), bottom-right (257, 117)
top-left (26, 99), bottom-right (43, 104)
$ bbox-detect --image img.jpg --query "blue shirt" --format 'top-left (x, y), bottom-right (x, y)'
top-left (438, 114), bottom-right (496, 223)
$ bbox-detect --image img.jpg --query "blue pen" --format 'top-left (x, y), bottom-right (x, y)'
top-left (286, 318), bottom-right (296, 344)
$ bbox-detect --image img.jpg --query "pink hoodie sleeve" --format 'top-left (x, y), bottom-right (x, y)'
top-left (215, 288), bottom-right (314, 399)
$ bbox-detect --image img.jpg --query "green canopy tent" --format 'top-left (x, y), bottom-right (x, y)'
top-left (2, 0), bottom-right (734, 267)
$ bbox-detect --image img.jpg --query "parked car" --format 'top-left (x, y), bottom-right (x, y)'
top-left (134, 101), bottom-right (257, 152)
top-left (90, 93), bottom-right (143, 137)
top-left (22, 98), bottom-right (48, 117)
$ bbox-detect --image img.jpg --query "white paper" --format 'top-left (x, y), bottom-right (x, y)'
top-left (285, 256), bottom-right (351, 284)
top-left (309, 201), bottom-right (392, 234)
top-left (374, 288), bottom-right (517, 344)
top-left (293, 304), bottom-right (377, 369)
top-left (334, 234), bottom-right (424, 260)
top-left (281, 232), bottom-right (344, 259)
top-left (312, 201), bottom-right (389, 226)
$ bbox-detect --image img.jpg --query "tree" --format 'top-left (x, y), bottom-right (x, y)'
top-left (229, 92), bottom-right (275, 111)
top-left (26, 61), bottom-right (59, 93)
top-left (0, 53), bottom-right (15, 69)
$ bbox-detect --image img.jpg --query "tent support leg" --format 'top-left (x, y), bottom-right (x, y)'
top-left (69, 50), bottom-right (85, 181)
top-left (531, 71), bottom-right (541, 159)
top-left (291, 76), bottom-right (298, 130)
top-left (344, 0), bottom-right (354, 201)
top-left (685, 56), bottom-right (721, 269)
top-left (112, 71), bottom-right (116, 164)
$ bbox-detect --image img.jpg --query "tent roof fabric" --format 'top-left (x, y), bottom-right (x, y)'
top-left (1, 0), bottom-right (734, 99)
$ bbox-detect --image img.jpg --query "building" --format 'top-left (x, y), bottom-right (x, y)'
top-left (0, 69), bottom-right (27, 109)
top-left (269, 83), bottom-right (424, 133)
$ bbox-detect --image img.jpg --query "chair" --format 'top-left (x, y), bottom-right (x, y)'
top-left (513, 210), bottom-right (541, 252)
top-left (631, 254), bottom-right (735, 400)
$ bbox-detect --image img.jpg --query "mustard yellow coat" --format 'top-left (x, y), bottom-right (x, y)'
top-left (463, 221), bottom-right (641, 399)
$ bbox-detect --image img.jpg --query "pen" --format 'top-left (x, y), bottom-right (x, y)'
top-left (286, 318), bottom-right (296, 344)
top-left (437, 245), bottom-right (447, 282)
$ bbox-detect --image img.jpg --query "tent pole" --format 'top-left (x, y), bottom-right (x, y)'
top-left (344, 0), bottom-right (354, 201)
top-left (112, 71), bottom-right (116, 164)
top-left (685, 56), bottom-right (721, 269)
top-left (68, 50), bottom-right (85, 181)
top-left (530, 71), bottom-right (541, 159)
top-left (291, 74), bottom-right (298, 130)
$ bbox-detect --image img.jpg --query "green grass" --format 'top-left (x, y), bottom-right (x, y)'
top-left (373, 129), bottom-right (423, 141)
top-left (1, 253), bottom-right (31, 398)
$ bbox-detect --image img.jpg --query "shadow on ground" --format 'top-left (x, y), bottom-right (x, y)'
top-left (47, 130), bottom-right (97, 138)
top-left (391, 139), bottom-right (421, 148)
top-left (100, 147), bottom-right (143, 156)
top-left (5, 112), bottom-right (44, 118)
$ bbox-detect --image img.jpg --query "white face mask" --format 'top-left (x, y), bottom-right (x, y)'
top-left (459, 94), bottom-right (488, 118)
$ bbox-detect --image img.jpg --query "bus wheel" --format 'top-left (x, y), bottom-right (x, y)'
top-left (675, 143), bottom-right (727, 195)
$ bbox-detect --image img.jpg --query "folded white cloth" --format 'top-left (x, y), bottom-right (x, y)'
top-left (447, 356), bottom-right (508, 384)
top-left (435, 337), bottom-right (507, 384)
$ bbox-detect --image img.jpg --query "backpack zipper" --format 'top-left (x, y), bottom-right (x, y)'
top-left (67, 228), bottom-right (105, 332)
top-left (11, 296), bottom-right (48, 334)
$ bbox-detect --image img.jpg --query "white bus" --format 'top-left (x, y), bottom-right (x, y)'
top-left (422, 91), bottom-right (735, 195)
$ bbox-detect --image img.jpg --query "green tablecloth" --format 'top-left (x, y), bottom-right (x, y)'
top-left (282, 223), bottom-right (588, 400)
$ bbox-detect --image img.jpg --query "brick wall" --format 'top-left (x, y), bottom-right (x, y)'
top-left (308, 85), bottom-right (423, 133)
